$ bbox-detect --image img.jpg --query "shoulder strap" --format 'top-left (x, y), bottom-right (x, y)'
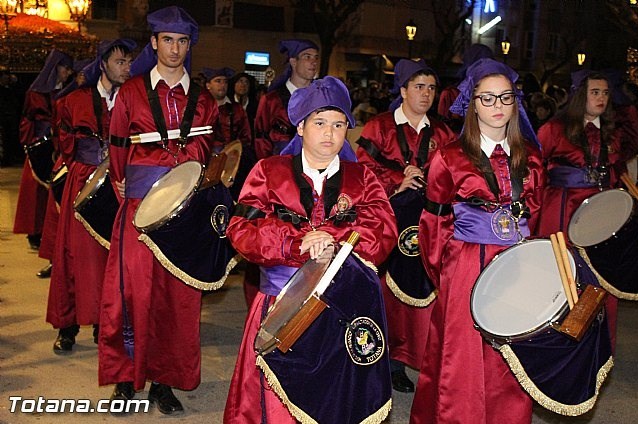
top-left (179, 82), bottom-right (201, 140)
top-left (143, 73), bottom-right (168, 141)
top-left (91, 86), bottom-right (104, 140)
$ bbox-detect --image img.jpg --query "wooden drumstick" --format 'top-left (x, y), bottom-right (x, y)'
top-left (557, 232), bottom-right (579, 304)
top-left (620, 173), bottom-right (638, 200)
top-left (550, 234), bottom-right (574, 309)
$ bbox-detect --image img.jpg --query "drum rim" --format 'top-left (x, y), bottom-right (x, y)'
top-left (133, 160), bottom-right (204, 233)
top-left (568, 188), bottom-right (634, 247)
top-left (73, 159), bottom-right (110, 211)
top-left (470, 238), bottom-right (570, 344)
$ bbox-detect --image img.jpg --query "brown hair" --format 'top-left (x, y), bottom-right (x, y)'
top-left (460, 74), bottom-right (528, 178)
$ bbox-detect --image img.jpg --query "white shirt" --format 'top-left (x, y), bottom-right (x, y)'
top-left (301, 149), bottom-right (340, 196)
top-left (234, 94), bottom-right (249, 110)
top-left (216, 96), bottom-right (231, 107)
top-left (97, 79), bottom-right (119, 111)
top-left (286, 79), bottom-right (301, 95)
top-left (480, 133), bottom-right (511, 157)
top-left (150, 66), bottom-right (190, 94)
top-left (584, 116), bottom-right (601, 129)
top-left (394, 104), bottom-right (431, 134)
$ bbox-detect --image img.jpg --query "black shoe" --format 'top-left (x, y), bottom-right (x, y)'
top-left (27, 234), bottom-right (41, 250)
top-left (110, 382), bottom-right (135, 401)
top-left (52, 334), bottom-right (75, 354)
top-left (36, 263), bottom-right (52, 278)
top-left (148, 383), bottom-right (184, 415)
top-left (391, 369), bottom-right (415, 393)
top-left (92, 325), bottom-right (99, 344)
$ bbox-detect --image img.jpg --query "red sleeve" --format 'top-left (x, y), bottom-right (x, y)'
top-left (19, 91), bottom-right (51, 145)
top-left (57, 95), bottom-right (75, 164)
top-left (524, 145), bottom-right (547, 233)
top-left (419, 149), bottom-right (455, 287)
top-left (108, 84), bottom-right (132, 201)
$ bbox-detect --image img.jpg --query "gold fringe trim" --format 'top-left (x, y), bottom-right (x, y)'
top-left (256, 355), bottom-right (392, 424)
top-left (499, 344), bottom-right (614, 416)
top-left (349, 249), bottom-right (378, 274)
top-left (576, 247), bottom-right (638, 301)
top-left (74, 211), bottom-right (111, 250)
top-left (386, 272), bottom-right (437, 307)
top-left (138, 233), bottom-right (241, 291)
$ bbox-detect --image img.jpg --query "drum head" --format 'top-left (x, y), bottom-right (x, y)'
top-left (74, 158), bottom-right (110, 210)
top-left (220, 140), bottom-right (243, 188)
top-left (568, 189), bottom-right (634, 247)
top-left (133, 161), bottom-right (202, 231)
top-left (471, 239), bottom-right (570, 340)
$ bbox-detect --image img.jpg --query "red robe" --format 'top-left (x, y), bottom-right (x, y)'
top-left (356, 111), bottom-right (456, 369)
top-left (535, 118), bottom-right (623, 351)
top-left (411, 141), bottom-right (545, 424)
top-left (223, 156), bottom-right (397, 423)
top-left (13, 90), bottom-right (51, 235)
top-left (253, 86), bottom-right (295, 159)
top-left (213, 101), bottom-right (252, 151)
top-left (46, 87), bottom-right (111, 328)
top-left (98, 75), bottom-right (217, 391)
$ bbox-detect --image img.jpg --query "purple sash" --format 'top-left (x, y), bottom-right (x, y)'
top-left (548, 166), bottom-right (606, 188)
top-left (74, 137), bottom-right (104, 166)
top-left (260, 265), bottom-right (298, 296)
top-left (453, 203), bottom-right (529, 246)
top-left (124, 165), bottom-right (171, 199)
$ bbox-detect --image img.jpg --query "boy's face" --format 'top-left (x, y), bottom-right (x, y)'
top-left (297, 109), bottom-right (347, 165)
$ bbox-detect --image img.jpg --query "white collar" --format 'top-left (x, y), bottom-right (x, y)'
top-left (216, 96), bottom-right (231, 106)
top-left (301, 149), bottom-right (340, 196)
top-left (480, 133), bottom-right (511, 157)
top-left (584, 116), bottom-right (601, 129)
top-left (286, 79), bottom-right (301, 95)
top-left (234, 94), bottom-right (249, 109)
top-left (150, 66), bottom-right (190, 94)
top-left (97, 78), bottom-right (119, 111)
top-left (394, 105), bottom-right (431, 134)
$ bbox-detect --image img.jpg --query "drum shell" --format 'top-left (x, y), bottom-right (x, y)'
top-left (24, 136), bottom-right (54, 185)
top-left (50, 165), bottom-right (68, 205)
top-left (74, 164), bottom-right (118, 244)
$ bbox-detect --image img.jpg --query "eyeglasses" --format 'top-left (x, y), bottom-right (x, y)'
top-left (473, 92), bottom-right (517, 107)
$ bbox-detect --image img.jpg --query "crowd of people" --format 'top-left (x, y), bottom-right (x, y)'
top-left (6, 4), bottom-right (638, 423)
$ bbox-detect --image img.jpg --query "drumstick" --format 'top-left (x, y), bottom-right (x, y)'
top-left (314, 232), bottom-right (360, 295)
top-left (550, 234), bottom-right (574, 309)
top-left (130, 126), bottom-right (213, 144)
top-left (556, 232), bottom-right (579, 304)
top-left (620, 173), bottom-right (638, 200)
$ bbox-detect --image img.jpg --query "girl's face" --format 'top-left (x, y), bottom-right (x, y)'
top-left (473, 75), bottom-right (515, 139)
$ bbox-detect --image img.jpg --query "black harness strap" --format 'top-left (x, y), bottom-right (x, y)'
top-left (356, 137), bottom-right (404, 172)
top-left (143, 74), bottom-right (168, 141)
top-left (395, 122), bottom-right (432, 168)
top-left (91, 86), bottom-right (104, 140)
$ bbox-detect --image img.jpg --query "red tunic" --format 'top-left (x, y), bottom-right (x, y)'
top-left (213, 101), bottom-right (252, 150)
top-left (98, 75), bottom-right (217, 391)
top-left (411, 141), bottom-right (545, 424)
top-left (46, 87), bottom-right (110, 329)
top-left (356, 111), bottom-right (456, 369)
top-left (536, 118), bottom-right (623, 237)
top-left (13, 90), bottom-right (51, 235)
top-left (253, 87), bottom-right (295, 159)
top-left (223, 156), bottom-right (397, 423)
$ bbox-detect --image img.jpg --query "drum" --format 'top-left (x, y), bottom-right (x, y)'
top-left (24, 136), bottom-right (54, 187)
top-left (471, 239), bottom-right (613, 416)
top-left (385, 188), bottom-right (436, 307)
top-left (73, 159), bottom-right (118, 249)
top-left (50, 164), bottom-right (68, 205)
top-left (256, 253), bottom-right (392, 424)
top-left (568, 189), bottom-right (638, 299)
top-left (133, 160), bottom-right (237, 290)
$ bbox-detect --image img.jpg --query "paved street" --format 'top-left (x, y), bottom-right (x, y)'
top-left (1, 164), bottom-right (637, 423)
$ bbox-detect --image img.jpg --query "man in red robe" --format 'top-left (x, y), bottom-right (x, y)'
top-left (13, 50), bottom-right (73, 254)
top-left (254, 39), bottom-right (319, 159)
top-left (356, 59), bottom-right (456, 393)
top-left (46, 39), bottom-right (135, 354)
top-left (98, 7), bottom-right (217, 415)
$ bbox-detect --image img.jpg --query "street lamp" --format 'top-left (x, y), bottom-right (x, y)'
top-left (501, 37), bottom-right (511, 64)
top-left (0, 0), bottom-right (18, 33)
top-left (406, 19), bottom-right (417, 59)
top-left (577, 51), bottom-right (586, 66)
top-left (65, 0), bottom-right (91, 32)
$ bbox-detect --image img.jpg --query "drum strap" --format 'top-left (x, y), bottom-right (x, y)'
top-left (479, 152), bottom-right (523, 203)
top-left (91, 86), bottom-right (104, 141)
top-left (234, 203), bottom-right (266, 220)
top-left (356, 137), bottom-right (403, 172)
top-left (292, 154), bottom-right (343, 220)
top-left (143, 74), bottom-right (202, 143)
top-left (395, 122), bottom-right (432, 168)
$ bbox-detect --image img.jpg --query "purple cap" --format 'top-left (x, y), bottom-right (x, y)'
top-left (450, 58), bottom-right (539, 148)
top-left (279, 39), bottom-right (319, 61)
top-left (29, 50), bottom-right (73, 95)
top-left (147, 6), bottom-right (199, 45)
top-left (570, 69), bottom-right (594, 94)
top-left (288, 76), bottom-right (355, 128)
top-left (202, 67), bottom-right (235, 82)
top-left (457, 43), bottom-right (494, 79)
